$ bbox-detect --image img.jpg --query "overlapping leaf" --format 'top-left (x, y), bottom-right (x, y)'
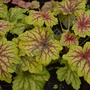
top-left (19, 27), bottom-right (62, 65)
top-left (0, 20), bottom-right (13, 35)
top-left (60, 30), bottom-right (78, 47)
top-left (9, 7), bottom-right (28, 22)
top-left (0, 1), bottom-right (7, 18)
top-left (20, 56), bottom-right (42, 73)
top-left (54, 0), bottom-right (86, 15)
top-left (13, 69), bottom-right (50, 90)
top-left (25, 10), bottom-right (58, 27)
top-left (63, 42), bottom-right (90, 84)
top-left (72, 11), bottom-right (90, 37)
top-left (0, 39), bottom-right (19, 82)
top-left (56, 61), bottom-right (81, 90)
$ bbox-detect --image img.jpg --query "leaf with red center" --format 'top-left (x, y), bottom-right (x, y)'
top-left (20, 56), bottom-right (42, 73)
top-left (60, 30), bottom-right (78, 47)
top-left (0, 20), bottom-right (13, 35)
top-left (63, 42), bottom-right (90, 84)
top-left (19, 27), bottom-right (62, 65)
top-left (72, 11), bottom-right (90, 37)
top-left (0, 40), bottom-right (19, 83)
top-left (54, 0), bottom-right (86, 15)
top-left (25, 10), bottom-right (58, 27)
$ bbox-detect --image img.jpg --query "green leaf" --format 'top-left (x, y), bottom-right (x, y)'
top-left (0, 39), bottom-right (19, 83)
top-left (10, 22), bottom-right (29, 35)
top-left (56, 62), bottom-right (81, 90)
top-left (19, 27), bottom-right (62, 65)
top-left (9, 7), bottom-right (28, 22)
top-left (63, 42), bottom-right (90, 84)
top-left (19, 56), bottom-right (43, 74)
top-left (25, 10), bottom-right (58, 27)
top-left (12, 69), bottom-right (50, 90)
top-left (0, 1), bottom-right (8, 19)
top-left (0, 20), bottom-right (13, 35)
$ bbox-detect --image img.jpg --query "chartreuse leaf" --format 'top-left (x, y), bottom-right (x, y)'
top-left (0, 0), bottom-right (8, 19)
top-left (56, 61), bottom-right (81, 90)
top-left (12, 69), bottom-right (50, 90)
top-left (8, 7), bottom-right (28, 22)
top-left (54, 0), bottom-right (86, 15)
top-left (63, 42), bottom-right (90, 84)
top-left (60, 30), bottom-right (78, 47)
top-left (72, 11), bottom-right (90, 37)
top-left (0, 39), bottom-right (19, 83)
top-left (25, 10), bottom-right (58, 27)
top-left (19, 56), bottom-right (43, 74)
top-left (10, 22), bottom-right (29, 35)
top-left (0, 20), bottom-right (13, 35)
top-left (19, 27), bottom-right (62, 65)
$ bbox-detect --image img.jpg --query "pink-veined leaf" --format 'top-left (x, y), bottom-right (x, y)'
top-left (25, 10), bottom-right (58, 27)
top-left (20, 56), bottom-right (43, 73)
top-left (63, 42), bottom-right (90, 84)
top-left (19, 27), bottom-right (62, 65)
top-left (72, 11), bottom-right (90, 37)
top-left (54, 0), bottom-right (86, 15)
top-left (12, 0), bottom-right (19, 4)
top-left (0, 40), bottom-right (19, 83)
top-left (0, 20), bottom-right (13, 35)
top-left (41, 1), bottom-right (56, 13)
top-left (60, 30), bottom-right (78, 47)
top-left (2, 0), bottom-right (11, 4)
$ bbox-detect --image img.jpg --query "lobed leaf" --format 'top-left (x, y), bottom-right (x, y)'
top-left (0, 1), bottom-right (8, 18)
top-left (20, 56), bottom-right (43, 74)
top-left (12, 69), bottom-right (50, 90)
top-left (25, 10), bottom-right (58, 27)
top-left (54, 0), bottom-right (86, 15)
top-left (60, 30), bottom-right (78, 47)
top-left (57, 62), bottom-right (81, 90)
top-left (19, 27), bottom-right (62, 65)
top-left (72, 11), bottom-right (90, 37)
top-left (63, 42), bottom-right (90, 84)
top-left (0, 40), bottom-right (19, 82)
top-left (0, 20), bottom-right (13, 35)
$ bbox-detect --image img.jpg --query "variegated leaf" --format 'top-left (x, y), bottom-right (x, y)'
top-left (72, 11), bottom-right (90, 37)
top-left (25, 10), bottom-right (58, 27)
top-left (19, 27), bottom-right (62, 65)
top-left (0, 40), bottom-right (19, 82)
top-left (63, 42), bottom-right (90, 84)
top-left (60, 30), bottom-right (78, 47)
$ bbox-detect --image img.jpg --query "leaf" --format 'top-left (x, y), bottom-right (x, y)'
top-left (17, 1), bottom-right (31, 8)
top-left (30, 1), bottom-right (40, 9)
top-left (9, 7), bottom-right (28, 22)
top-left (2, 0), bottom-right (11, 3)
top-left (56, 62), bottom-right (81, 90)
top-left (12, 69), bottom-right (50, 90)
top-left (19, 56), bottom-right (43, 74)
top-left (19, 27), bottom-right (62, 65)
top-left (54, 0), bottom-right (86, 15)
top-left (63, 42), bottom-right (90, 84)
top-left (10, 22), bottom-right (29, 35)
top-left (41, 1), bottom-right (56, 12)
top-left (0, 39), bottom-right (19, 83)
top-left (60, 30), bottom-right (78, 47)
top-left (72, 11), bottom-right (90, 37)
top-left (0, 1), bottom-right (8, 18)
top-left (12, 0), bottom-right (19, 5)
top-left (0, 20), bottom-right (13, 35)
top-left (25, 10), bottom-right (58, 27)
top-left (58, 13), bottom-right (76, 28)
